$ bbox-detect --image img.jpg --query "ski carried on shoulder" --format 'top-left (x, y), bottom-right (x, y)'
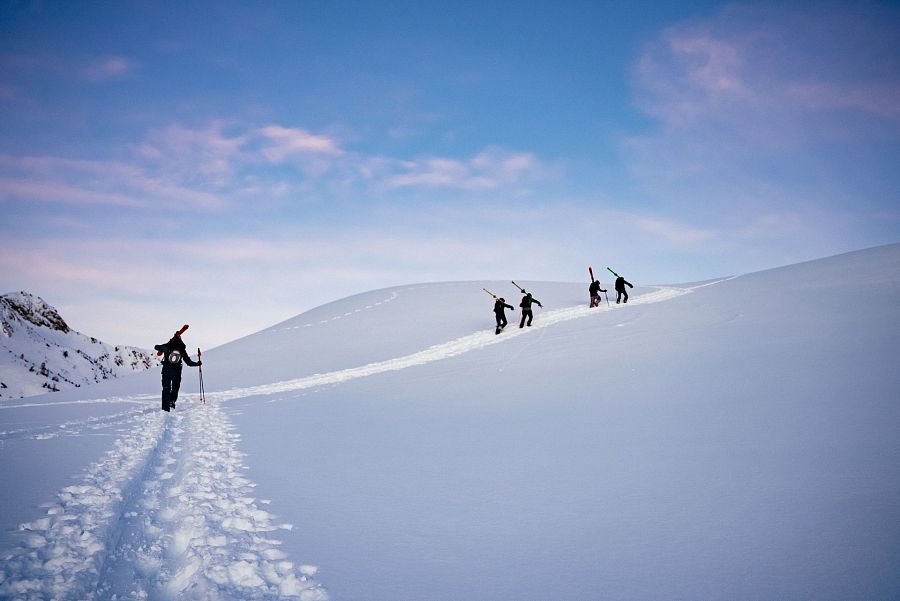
top-left (157, 324), bottom-right (189, 356)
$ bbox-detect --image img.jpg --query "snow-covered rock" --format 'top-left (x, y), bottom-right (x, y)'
top-left (0, 291), bottom-right (155, 400)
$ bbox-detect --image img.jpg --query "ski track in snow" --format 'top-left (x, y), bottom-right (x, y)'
top-left (275, 290), bottom-right (402, 332)
top-left (209, 284), bottom-right (696, 402)
top-left (0, 404), bottom-right (327, 600)
top-left (0, 404), bottom-right (157, 442)
top-left (0, 394), bottom-right (155, 411)
top-left (0, 282), bottom-right (719, 598)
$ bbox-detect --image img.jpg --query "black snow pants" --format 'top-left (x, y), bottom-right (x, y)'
top-left (519, 309), bottom-right (534, 327)
top-left (161, 365), bottom-right (183, 411)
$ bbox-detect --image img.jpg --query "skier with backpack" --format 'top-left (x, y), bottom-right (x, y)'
top-left (589, 279), bottom-right (607, 308)
top-left (154, 325), bottom-right (201, 412)
top-left (492, 296), bottom-right (515, 335)
top-left (518, 289), bottom-right (543, 328)
top-left (608, 268), bottom-right (634, 304)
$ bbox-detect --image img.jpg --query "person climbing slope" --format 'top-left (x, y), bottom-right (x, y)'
top-left (154, 325), bottom-right (201, 412)
top-left (518, 290), bottom-right (543, 328)
top-left (493, 297), bottom-right (514, 335)
top-left (589, 279), bottom-right (607, 308)
top-left (614, 274), bottom-right (634, 304)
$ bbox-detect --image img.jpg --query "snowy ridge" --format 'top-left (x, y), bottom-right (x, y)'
top-left (0, 291), bottom-right (156, 401)
top-left (0, 404), bottom-right (326, 600)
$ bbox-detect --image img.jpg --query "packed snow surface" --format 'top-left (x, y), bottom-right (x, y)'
top-left (1, 245), bottom-right (899, 600)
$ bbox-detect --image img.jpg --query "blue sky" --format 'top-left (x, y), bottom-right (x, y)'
top-left (2, 0), bottom-right (898, 350)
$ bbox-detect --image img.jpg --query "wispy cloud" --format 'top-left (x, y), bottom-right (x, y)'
top-left (626, 2), bottom-right (900, 230)
top-left (3, 52), bottom-right (136, 83)
top-left (635, 217), bottom-right (715, 246)
top-left (0, 176), bottom-right (146, 207)
top-left (785, 80), bottom-right (900, 120)
top-left (85, 56), bottom-right (134, 82)
top-left (636, 32), bottom-right (750, 127)
top-left (258, 125), bottom-right (342, 161)
top-left (0, 152), bottom-right (226, 210)
top-left (2, 118), bottom-right (553, 221)
top-left (134, 121), bottom-right (249, 183)
top-left (380, 147), bottom-right (547, 191)
top-left (635, 5), bottom-right (900, 134)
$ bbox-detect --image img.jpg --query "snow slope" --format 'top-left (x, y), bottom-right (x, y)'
top-left (0, 292), bottom-right (155, 400)
top-left (1, 245), bottom-right (899, 600)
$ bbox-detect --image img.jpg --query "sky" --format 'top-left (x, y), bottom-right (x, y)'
top-left (1, 0), bottom-right (898, 351)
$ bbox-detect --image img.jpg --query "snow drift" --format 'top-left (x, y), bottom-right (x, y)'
top-left (1, 244), bottom-right (899, 601)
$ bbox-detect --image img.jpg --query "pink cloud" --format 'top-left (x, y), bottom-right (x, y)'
top-left (635, 5), bottom-right (900, 132)
top-left (625, 2), bottom-right (900, 226)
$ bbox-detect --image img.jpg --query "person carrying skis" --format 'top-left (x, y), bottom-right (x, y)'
top-left (589, 280), bottom-right (607, 308)
top-left (493, 297), bottom-right (514, 335)
top-left (614, 274), bottom-right (634, 304)
top-left (154, 328), bottom-right (201, 411)
top-left (519, 290), bottom-right (543, 328)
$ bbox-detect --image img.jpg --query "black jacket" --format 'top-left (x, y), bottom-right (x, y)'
top-left (519, 293), bottom-right (542, 310)
top-left (614, 277), bottom-right (633, 293)
top-left (493, 299), bottom-right (514, 315)
top-left (154, 335), bottom-right (200, 370)
top-left (589, 281), bottom-right (606, 295)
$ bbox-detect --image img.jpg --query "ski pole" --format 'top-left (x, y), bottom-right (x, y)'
top-left (198, 347), bottom-right (206, 404)
top-left (604, 290), bottom-right (610, 308)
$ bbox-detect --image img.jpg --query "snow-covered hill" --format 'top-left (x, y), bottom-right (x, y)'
top-left (0, 245), bottom-right (899, 601)
top-left (0, 292), bottom-right (155, 400)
